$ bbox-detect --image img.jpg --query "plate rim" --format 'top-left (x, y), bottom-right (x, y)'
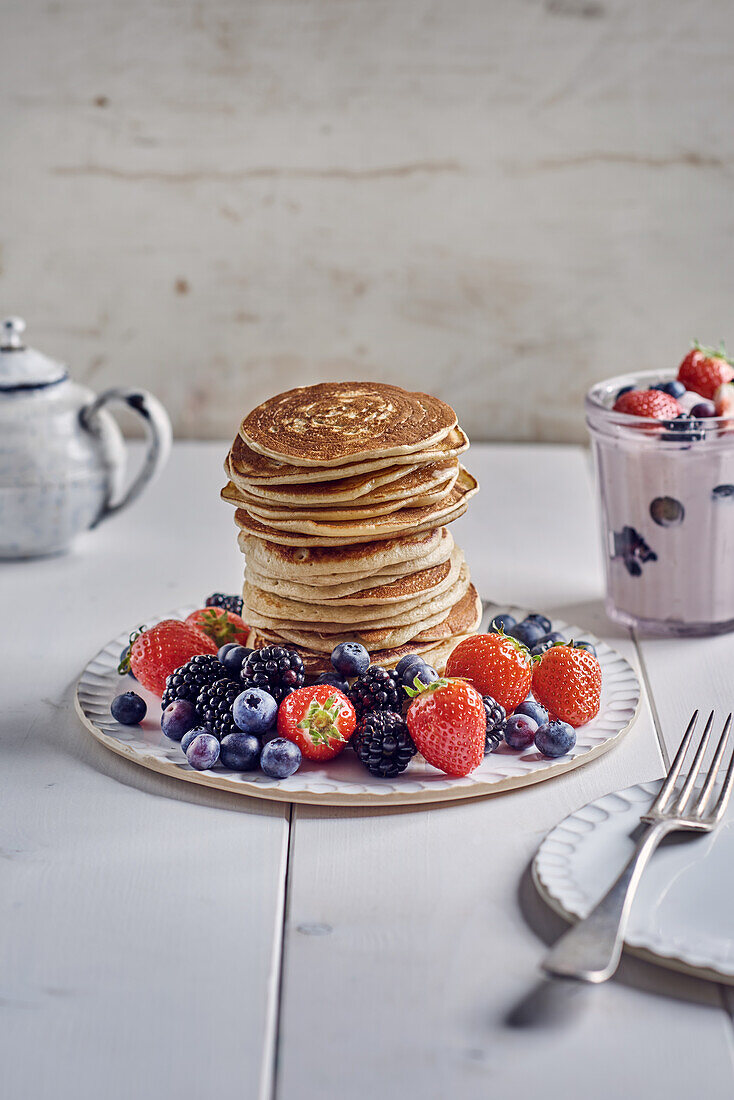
top-left (532, 779), bottom-right (734, 985)
top-left (75, 604), bottom-right (641, 808)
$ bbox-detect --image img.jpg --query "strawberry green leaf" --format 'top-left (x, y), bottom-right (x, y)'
top-left (403, 675), bottom-right (450, 699)
top-left (117, 626), bottom-right (146, 674)
top-left (296, 695), bottom-right (346, 745)
top-left (195, 608), bottom-right (240, 646)
top-left (692, 339), bottom-right (731, 364)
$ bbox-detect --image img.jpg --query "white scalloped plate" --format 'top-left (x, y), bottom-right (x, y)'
top-left (75, 603), bottom-right (640, 807)
top-left (533, 780), bottom-right (734, 983)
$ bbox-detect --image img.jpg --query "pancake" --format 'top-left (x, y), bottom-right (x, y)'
top-left (242, 606), bottom-right (453, 653)
top-left (243, 565), bottom-right (470, 635)
top-left (411, 584), bottom-right (483, 641)
top-left (228, 454), bottom-right (459, 508)
top-left (225, 466), bottom-right (458, 522)
top-left (241, 381), bottom-right (457, 467)
top-left (228, 469), bottom-right (478, 544)
top-left (243, 553), bottom-right (467, 625)
top-left (233, 499), bottom-right (468, 547)
top-left (240, 527), bottom-right (452, 579)
top-left (246, 562), bottom-right (421, 599)
top-left (245, 546), bottom-right (462, 603)
top-left (230, 425), bottom-right (469, 485)
top-left (242, 531), bottom-right (453, 590)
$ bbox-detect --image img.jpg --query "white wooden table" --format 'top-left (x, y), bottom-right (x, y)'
top-left (3, 442), bottom-right (734, 1100)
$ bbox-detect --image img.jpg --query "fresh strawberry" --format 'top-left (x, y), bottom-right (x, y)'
top-left (185, 607), bottom-right (250, 648)
top-left (129, 620), bottom-right (217, 696)
top-left (405, 678), bottom-right (485, 777)
top-left (678, 342), bottom-right (734, 400)
top-left (531, 644), bottom-right (602, 728)
top-left (612, 389), bottom-right (683, 419)
top-left (277, 684), bottom-right (356, 761)
top-left (445, 632), bottom-right (532, 712)
top-left (714, 382), bottom-right (734, 418)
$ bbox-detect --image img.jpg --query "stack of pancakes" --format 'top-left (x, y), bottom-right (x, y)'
top-left (221, 382), bottom-right (481, 675)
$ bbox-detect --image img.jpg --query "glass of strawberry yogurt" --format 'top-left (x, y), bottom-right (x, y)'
top-left (586, 361), bottom-right (734, 636)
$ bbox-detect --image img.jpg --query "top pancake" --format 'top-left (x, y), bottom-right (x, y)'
top-left (240, 382), bottom-right (457, 467)
top-left (229, 426), bottom-right (469, 486)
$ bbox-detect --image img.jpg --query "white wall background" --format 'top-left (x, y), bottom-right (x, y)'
top-left (2, 0), bottom-right (733, 443)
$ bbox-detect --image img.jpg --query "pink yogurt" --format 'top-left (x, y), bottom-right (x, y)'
top-left (586, 370), bottom-right (734, 636)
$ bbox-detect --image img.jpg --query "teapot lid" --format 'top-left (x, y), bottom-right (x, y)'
top-left (0, 317), bottom-right (69, 392)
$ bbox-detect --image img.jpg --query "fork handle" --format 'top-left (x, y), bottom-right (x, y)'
top-left (542, 820), bottom-right (672, 983)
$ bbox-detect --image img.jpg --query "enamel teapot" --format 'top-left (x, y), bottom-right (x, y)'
top-left (0, 316), bottom-right (172, 558)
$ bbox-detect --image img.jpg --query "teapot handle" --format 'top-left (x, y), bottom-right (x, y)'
top-left (80, 387), bottom-right (172, 526)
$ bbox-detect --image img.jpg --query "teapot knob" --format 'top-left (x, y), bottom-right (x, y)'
top-left (1, 316), bottom-right (26, 350)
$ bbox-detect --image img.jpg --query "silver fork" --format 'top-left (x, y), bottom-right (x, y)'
top-left (542, 709), bottom-right (734, 983)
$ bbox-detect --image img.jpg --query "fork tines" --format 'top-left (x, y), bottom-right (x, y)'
top-left (645, 710), bottom-right (734, 823)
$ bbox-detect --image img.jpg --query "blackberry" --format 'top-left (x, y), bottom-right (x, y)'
top-left (195, 678), bottom-right (242, 740)
top-left (352, 709), bottom-right (416, 778)
top-left (206, 592), bottom-right (244, 616)
top-left (161, 654), bottom-right (233, 710)
top-left (348, 665), bottom-right (401, 718)
top-left (241, 645), bottom-right (305, 703)
top-left (482, 694), bottom-right (506, 755)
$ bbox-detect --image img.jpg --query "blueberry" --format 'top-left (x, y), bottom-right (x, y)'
top-left (218, 643), bottom-right (238, 662)
top-left (181, 725), bottom-right (207, 754)
top-left (409, 664), bottom-right (439, 688)
top-left (186, 732), bottom-right (220, 770)
top-left (508, 619), bottom-right (546, 648)
top-left (616, 384), bottom-right (635, 399)
top-left (514, 699), bottom-right (548, 726)
top-left (161, 698), bottom-right (197, 741)
top-left (260, 737), bottom-right (302, 779)
top-left (525, 612), bottom-right (552, 633)
top-left (220, 731), bottom-right (261, 771)
top-left (535, 720), bottom-right (576, 758)
top-left (330, 642), bottom-right (370, 677)
top-left (652, 380), bottom-right (686, 398)
top-left (635, 539), bottom-right (658, 563)
top-left (504, 714), bottom-right (539, 750)
top-left (316, 672), bottom-right (350, 693)
top-left (660, 415), bottom-right (704, 442)
top-left (233, 687), bottom-right (278, 734)
top-left (120, 647), bottom-right (136, 679)
top-left (650, 496), bottom-right (685, 527)
top-left (220, 644), bottom-right (252, 677)
top-left (489, 612), bottom-right (516, 633)
top-left (690, 400), bottom-right (716, 418)
top-left (396, 655), bottom-right (428, 685)
top-left (111, 691), bottom-right (147, 725)
top-left (613, 526), bottom-right (636, 557)
top-left (530, 630), bottom-right (566, 656)
top-left (260, 728), bottom-right (282, 746)
top-left (395, 653), bottom-right (426, 678)
top-left (712, 484), bottom-right (734, 502)
top-left (574, 640), bottom-right (597, 657)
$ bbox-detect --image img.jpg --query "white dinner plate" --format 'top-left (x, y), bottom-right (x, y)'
top-left (75, 603), bottom-right (640, 807)
top-left (533, 779), bottom-right (734, 983)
